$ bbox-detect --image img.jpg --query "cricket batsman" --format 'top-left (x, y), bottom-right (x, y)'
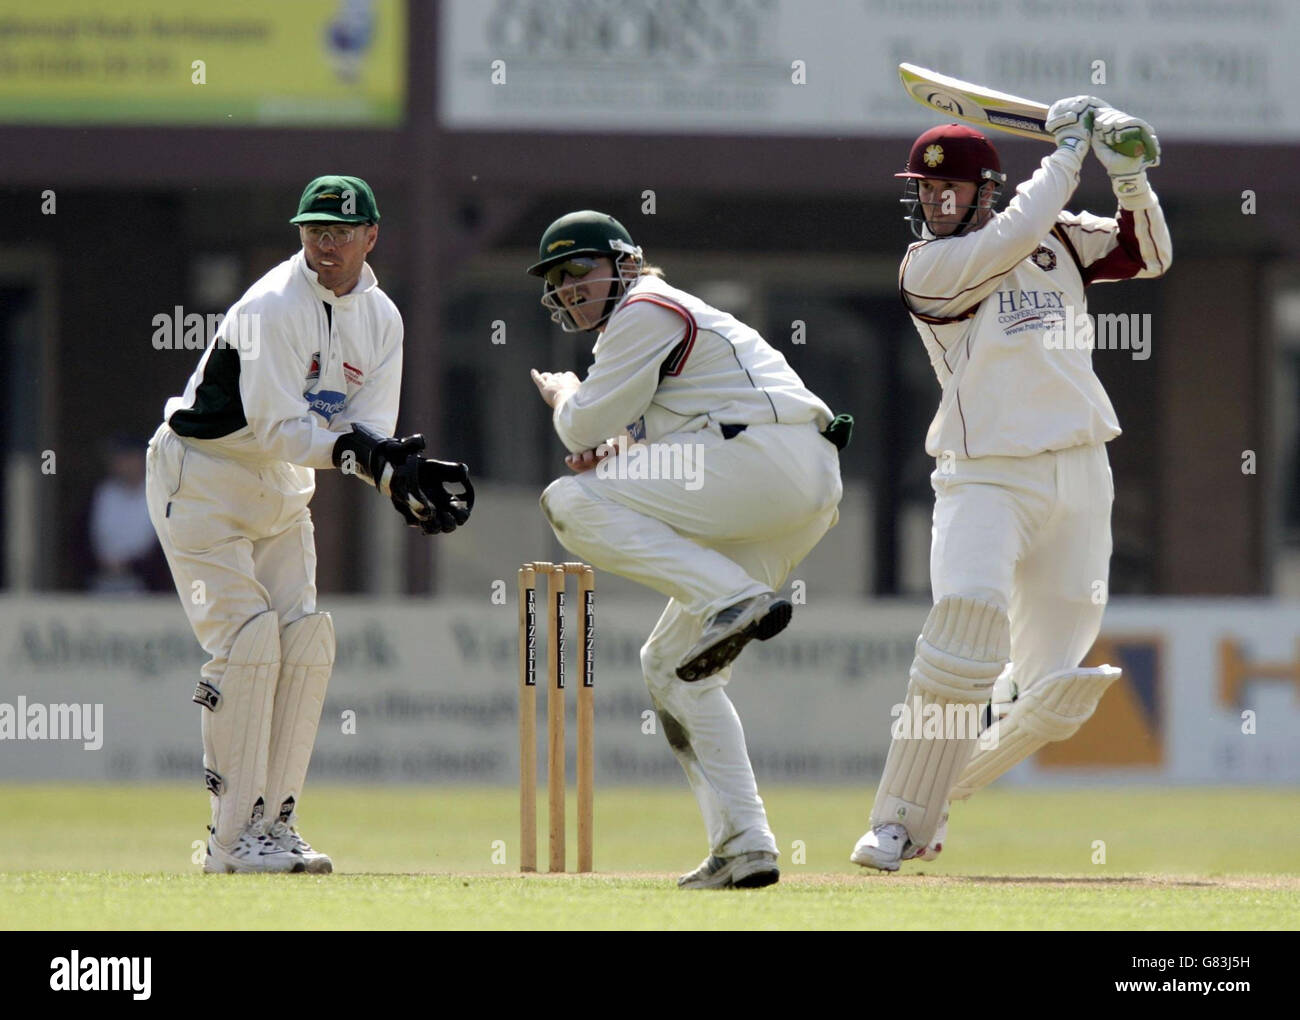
top-left (146, 175), bottom-right (473, 873)
top-left (528, 211), bottom-right (848, 888)
top-left (852, 100), bottom-right (1172, 870)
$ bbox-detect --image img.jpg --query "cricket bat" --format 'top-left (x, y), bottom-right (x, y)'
top-left (898, 63), bottom-right (1150, 159)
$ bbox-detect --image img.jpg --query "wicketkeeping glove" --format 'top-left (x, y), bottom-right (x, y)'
top-left (332, 424), bottom-right (475, 535)
top-left (1045, 95), bottom-right (1102, 155)
top-left (402, 457), bottom-right (475, 534)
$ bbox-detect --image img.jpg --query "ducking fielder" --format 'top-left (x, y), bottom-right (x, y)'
top-left (528, 211), bottom-right (849, 889)
top-left (146, 176), bottom-right (473, 874)
top-left (852, 99), bottom-right (1171, 870)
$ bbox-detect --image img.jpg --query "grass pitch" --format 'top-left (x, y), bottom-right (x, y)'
top-left (1, 785), bottom-right (1296, 930)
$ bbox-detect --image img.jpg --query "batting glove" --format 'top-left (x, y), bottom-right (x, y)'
top-left (1092, 107), bottom-right (1160, 199)
top-left (1045, 95), bottom-right (1102, 155)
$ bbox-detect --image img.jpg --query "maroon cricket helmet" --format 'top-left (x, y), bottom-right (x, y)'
top-left (896, 124), bottom-right (1004, 183)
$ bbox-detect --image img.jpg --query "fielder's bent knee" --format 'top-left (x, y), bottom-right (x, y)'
top-left (539, 476), bottom-right (590, 533)
top-left (910, 593), bottom-right (1011, 703)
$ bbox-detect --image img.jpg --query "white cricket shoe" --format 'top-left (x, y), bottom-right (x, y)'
top-left (850, 822), bottom-right (911, 872)
top-left (203, 821), bottom-right (308, 874)
top-left (268, 819), bottom-right (333, 874)
top-left (677, 851), bottom-right (780, 890)
top-left (676, 593), bottom-right (793, 682)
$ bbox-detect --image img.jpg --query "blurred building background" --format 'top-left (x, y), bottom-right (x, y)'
top-left (2, 0), bottom-right (1298, 603)
top-left (2, 0), bottom-right (1299, 789)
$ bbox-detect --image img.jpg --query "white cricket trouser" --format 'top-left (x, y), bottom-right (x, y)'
top-left (541, 422), bottom-right (843, 856)
top-left (145, 424), bottom-right (319, 681)
top-left (931, 442), bottom-right (1113, 695)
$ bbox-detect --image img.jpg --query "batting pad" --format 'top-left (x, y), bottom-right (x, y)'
top-left (871, 595), bottom-right (1010, 847)
top-left (264, 612), bottom-right (335, 824)
top-left (203, 610), bottom-right (281, 847)
top-left (951, 665), bottom-right (1121, 800)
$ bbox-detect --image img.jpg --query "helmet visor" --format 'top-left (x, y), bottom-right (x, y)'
top-left (542, 256), bottom-right (604, 289)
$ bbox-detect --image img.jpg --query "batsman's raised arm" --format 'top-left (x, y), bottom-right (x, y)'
top-left (899, 97), bottom-right (1101, 318)
top-left (1053, 106), bottom-right (1171, 284)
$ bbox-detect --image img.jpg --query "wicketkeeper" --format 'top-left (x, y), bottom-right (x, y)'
top-left (146, 175), bottom-right (473, 873)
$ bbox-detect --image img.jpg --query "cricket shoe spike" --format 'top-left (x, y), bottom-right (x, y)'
top-left (203, 817), bottom-right (308, 874)
top-left (676, 593), bottom-right (793, 682)
top-left (850, 822), bottom-right (913, 872)
top-left (677, 850), bottom-right (780, 890)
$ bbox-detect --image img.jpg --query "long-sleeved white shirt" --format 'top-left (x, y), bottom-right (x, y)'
top-left (163, 250), bottom-right (402, 468)
top-left (552, 274), bottom-right (833, 453)
top-left (901, 146), bottom-right (1172, 459)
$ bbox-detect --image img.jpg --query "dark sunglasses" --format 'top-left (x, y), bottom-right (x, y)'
top-left (544, 257), bottom-right (603, 288)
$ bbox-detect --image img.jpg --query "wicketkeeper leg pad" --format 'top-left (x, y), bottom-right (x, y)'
top-left (870, 595), bottom-right (1010, 846)
top-left (264, 612), bottom-right (335, 825)
top-left (950, 665), bottom-right (1121, 800)
top-left (197, 609), bottom-right (280, 847)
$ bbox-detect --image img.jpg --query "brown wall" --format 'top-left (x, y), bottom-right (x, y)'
top-left (1156, 258), bottom-right (1267, 593)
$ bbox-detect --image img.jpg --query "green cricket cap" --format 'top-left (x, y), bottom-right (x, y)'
top-left (289, 175), bottom-right (380, 224)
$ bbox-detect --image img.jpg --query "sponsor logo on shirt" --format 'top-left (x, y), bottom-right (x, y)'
top-left (995, 289), bottom-right (1069, 335)
top-left (305, 388), bottom-right (347, 422)
top-left (307, 353), bottom-right (320, 381)
top-left (344, 361), bottom-right (365, 387)
top-left (996, 289), bottom-right (1065, 314)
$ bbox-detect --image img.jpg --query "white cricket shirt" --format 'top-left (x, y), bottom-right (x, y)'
top-left (900, 146), bottom-right (1171, 459)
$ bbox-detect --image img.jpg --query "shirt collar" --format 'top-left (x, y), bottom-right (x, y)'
top-left (294, 250), bottom-right (379, 304)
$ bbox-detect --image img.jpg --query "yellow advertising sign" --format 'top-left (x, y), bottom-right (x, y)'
top-left (0, 0), bottom-right (406, 126)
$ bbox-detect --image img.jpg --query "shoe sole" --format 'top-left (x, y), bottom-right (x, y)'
top-left (732, 866), bottom-right (780, 889)
top-left (203, 856), bottom-right (308, 874)
top-left (676, 599), bottom-right (793, 682)
top-left (847, 847), bottom-right (899, 873)
top-left (849, 852), bottom-right (901, 873)
top-left (679, 865), bottom-right (781, 890)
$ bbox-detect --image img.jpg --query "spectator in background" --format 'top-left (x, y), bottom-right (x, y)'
top-left (87, 435), bottom-right (168, 593)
